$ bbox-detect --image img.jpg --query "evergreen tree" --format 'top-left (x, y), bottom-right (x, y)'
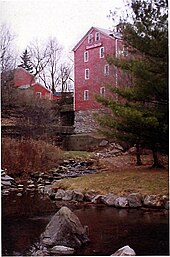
top-left (96, 0), bottom-right (168, 167)
top-left (18, 49), bottom-right (34, 73)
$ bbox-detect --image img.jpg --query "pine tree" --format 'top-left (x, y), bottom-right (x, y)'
top-left (18, 49), bottom-right (34, 73)
top-left (96, 0), bottom-right (168, 167)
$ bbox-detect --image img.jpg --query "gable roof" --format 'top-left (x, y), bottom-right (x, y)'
top-left (72, 26), bottom-right (122, 51)
top-left (31, 83), bottom-right (52, 93)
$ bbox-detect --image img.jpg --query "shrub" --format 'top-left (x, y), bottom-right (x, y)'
top-left (1, 137), bottom-right (63, 177)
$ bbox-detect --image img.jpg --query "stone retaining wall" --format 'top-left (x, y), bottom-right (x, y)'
top-left (74, 109), bottom-right (101, 134)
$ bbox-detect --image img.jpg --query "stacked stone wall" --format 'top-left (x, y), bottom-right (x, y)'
top-left (74, 109), bottom-right (101, 133)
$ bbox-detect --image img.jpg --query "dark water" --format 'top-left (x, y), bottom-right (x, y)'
top-left (2, 192), bottom-right (169, 256)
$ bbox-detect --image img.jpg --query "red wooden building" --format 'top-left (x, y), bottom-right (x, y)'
top-left (14, 67), bottom-right (52, 99)
top-left (73, 26), bottom-right (129, 133)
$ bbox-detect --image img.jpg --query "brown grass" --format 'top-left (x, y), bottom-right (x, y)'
top-left (1, 137), bottom-right (63, 177)
top-left (53, 154), bottom-right (169, 196)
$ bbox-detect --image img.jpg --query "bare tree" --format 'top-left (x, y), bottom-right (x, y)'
top-left (28, 40), bottom-right (51, 78)
top-left (27, 38), bottom-right (73, 94)
top-left (58, 63), bottom-right (73, 93)
top-left (0, 23), bottom-right (17, 72)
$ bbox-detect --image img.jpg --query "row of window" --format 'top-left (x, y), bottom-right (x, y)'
top-left (88, 32), bottom-right (100, 44)
top-left (84, 47), bottom-right (104, 62)
top-left (83, 87), bottom-right (105, 101)
top-left (85, 64), bottom-right (109, 79)
top-left (84, 46), bottom-right (129, 62)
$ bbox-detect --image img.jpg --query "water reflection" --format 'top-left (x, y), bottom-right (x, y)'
top-left (2, 192), bottom-right (169, 256)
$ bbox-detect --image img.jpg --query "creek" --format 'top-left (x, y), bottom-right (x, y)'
top-left (2, 191), bottom-right (169, 256)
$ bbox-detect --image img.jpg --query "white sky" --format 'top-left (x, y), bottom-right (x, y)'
top-left (0, 0), bottom-right (125, 54)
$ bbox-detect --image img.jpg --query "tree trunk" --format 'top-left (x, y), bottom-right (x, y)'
top-left (135, 143), bottom-right (143, 166)
top-left (152, 148), bottom-right (164, 168)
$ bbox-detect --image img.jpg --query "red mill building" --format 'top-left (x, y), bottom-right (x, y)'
top-left (73, 26), bottom-right (129, 133)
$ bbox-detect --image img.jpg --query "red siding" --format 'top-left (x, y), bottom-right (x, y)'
top-left (73, 27), bottom-right (127, 111)
top-left (14, 67), bottom-right (35, 87)
top-left (31, 83), bottom-right (52, 99)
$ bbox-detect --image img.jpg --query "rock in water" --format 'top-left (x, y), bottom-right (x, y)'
top-left (111, 245), bottom-right (136, 256)
top-left (41, 206), bottom-right (89, 248)
top-left (49, 245), bottom-right (75, 255)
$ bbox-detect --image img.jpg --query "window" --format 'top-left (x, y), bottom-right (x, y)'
top-left (100, 87), bottom-right (105, 97)
top-left (36, 92), bottom-right (42, 98)
top-left (104, 64), bottom-right (109, 75)
top-left (123, 45), bottom-right (128, 56)
top-left (85, 69), bottom-right (89, 79)
top-left (84, 90), bottom-right (89, 100)
top-left (100, 47), bottom-right (104, 58)
top-left (84, 51), bottom-right (88, 62)
top-left (95, 32), bottom-right (100, 41)
top-left (88, 34), bottom-right (93, 44)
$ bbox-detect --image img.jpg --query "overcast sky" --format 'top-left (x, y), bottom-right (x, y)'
top-left (0, 0), bottom-right (125, 55)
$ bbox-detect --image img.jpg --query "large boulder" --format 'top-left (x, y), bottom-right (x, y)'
top-left (127, 193), bottom-right (143, 208)
top-left (72, 190), bottom-right (84, 202)
top-left (55, 189), bottom-right (65, 200)
top-left (114, 197), bottom-right (129, 208)
top-left (1, 169), bottom-right (17, 188)
top-left (144, 195), bottom-right (164, 208)
top-left (101, 194), bottom-right (117, 206)
top-left (111, 245), bottom-right (136, 256)
top-left (62, 190), bottom-right (73, 201)
top-left (41, 206), bottom-right (89, 248)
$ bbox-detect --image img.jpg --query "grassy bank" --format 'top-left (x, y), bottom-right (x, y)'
top-left (53, 168), bottom-right (169, 196)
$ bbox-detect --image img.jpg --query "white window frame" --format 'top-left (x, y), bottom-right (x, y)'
top-left (85, 69), bottom-right (89, 80)
top-left (100, 47), bottom-right (104, 58)
top-left (84, 51), bottom-right (88, 62)
top-left (84, 90), bottom-right (89, 101)
top-left (104, 64), bottom-right (109, 75)
top-left (123, 45), bottom-right (128, 56)
top-left (88, 33), bottom-right (93, 44)
top-left (100, 87), bottom-right (105, 97)
top-left (36, 92), bottom-right (42, 98)
top-left (95, 32), bottom-right (100, 41)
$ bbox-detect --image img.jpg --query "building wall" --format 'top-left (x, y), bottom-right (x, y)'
top-left (73, 27), bottom-right (129, 133)
top-left (31, 83), bottom-right (52, 99)
top-left (74, 27), bottom-right (125, 112)
top-left (14, 67), bottom-right (35, 87)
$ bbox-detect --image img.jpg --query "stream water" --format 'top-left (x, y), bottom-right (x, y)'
top-left (2, 191), bottom-right (169, 256)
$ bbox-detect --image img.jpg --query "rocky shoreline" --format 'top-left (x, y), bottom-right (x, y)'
top-left (2, 178), bottom-right (169, 212)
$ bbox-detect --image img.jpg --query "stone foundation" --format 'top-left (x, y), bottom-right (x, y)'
top-left (74, 109), bottom-right (101, 134)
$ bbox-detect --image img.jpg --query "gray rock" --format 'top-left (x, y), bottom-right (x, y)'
top-left (43, 185), bottom-right (53, 196)
top-left (33, 249), bottom-right (49, 256)
top-left (55, 189), bottom-right (65, 200)
top-left (73, 190), bottom-right (84, 202)
top-left (144, 195), bottom-right (164, 208)
top-left (17, 193), bottom-right (22, 197)
top-left (2, 190), bottom-right (10, 195)
top-left (84, 191), bottom-right (96, 202)
top-left (1, 180), bottom-right (12, 186)
top-left (62, 190), bottom-right (73, 201)
top-left (127, 193), bottom-right (143, 207)
top-left (164, 200), bottom-right (170, 210)
top-left (91, 194), bottom-right (103, 204)
top-left (114, 197), bottom-right (129, 208)
top-left (101, 194), bottom-right (117, 206)
top-left (1, 175), bottom-right (15, 181)
top-left (99, 139), bottom-right (109, 147)
top-left (49, 245), bottom-right (75, 255)
top-left (111, 245), bottom-right (136, 256)
top-left (41, 206), bottom-right (89, 248)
